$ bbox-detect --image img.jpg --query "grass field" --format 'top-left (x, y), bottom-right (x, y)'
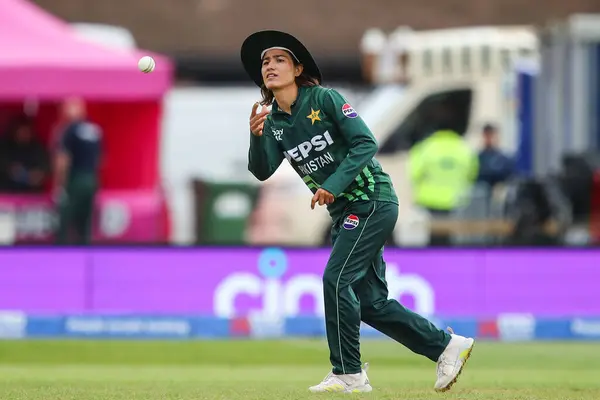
top-left (0, 339), bottom-right (599, 399)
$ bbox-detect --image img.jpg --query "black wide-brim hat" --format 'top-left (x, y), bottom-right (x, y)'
top-left (241, 30), bottom-right (322, 87)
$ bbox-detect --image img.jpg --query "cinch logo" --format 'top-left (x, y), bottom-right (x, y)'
top-left (284, 131), bottom-right (334, 162)
top-left (213, 249), bottom-right (435, 319)
top-left (213, 248), bottom-right (323, 319)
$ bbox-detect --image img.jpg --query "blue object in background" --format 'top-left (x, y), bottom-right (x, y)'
top-left (439, 318), bottom-right (479, 340)
top-left (26, 316), bottom-right (65, 337)
top-left (534, 319), bottom-right (572, 340)
top-left (25, 315), bottom-right (229, 339)
top-left (593, 44), bottom-right (600, 150)
top-left (61, 315), bottom-right (195, 339)
top-left (284, 316), bottom-right (326, 337)
top-left (16, 314), bottom-right (600, 341)
top-left (0, 311), bottom-right (27, 339)
top-left (516, 62), bottom-right (537, 176)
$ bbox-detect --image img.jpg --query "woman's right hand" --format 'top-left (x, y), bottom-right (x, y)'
top-left (250, 102), bottom-right (270, 136)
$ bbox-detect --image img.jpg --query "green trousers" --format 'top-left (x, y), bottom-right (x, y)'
top-left (56, 173), bottom-right (97, 245)
top-left (324, 200), bottom-right (451, 375)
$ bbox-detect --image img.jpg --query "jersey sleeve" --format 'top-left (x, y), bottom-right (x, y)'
top-left (91, 124), bottom-right (104, 166)
top-left (319, 89), bottom-right (378, 197)
top-left (247, 117), bottom-right (284, 181)
top-left (57, 125), bottom-right (75, 154)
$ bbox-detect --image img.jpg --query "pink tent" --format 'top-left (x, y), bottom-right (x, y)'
top-left (0, 0), bottom-right (173, 100)
top-left (0, 0), bottom-right (175, 244)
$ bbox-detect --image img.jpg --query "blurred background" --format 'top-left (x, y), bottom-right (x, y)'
top-left (0, 0), bottom-right (600, 361)
top-left (0, 0), bottom-right (597, 248)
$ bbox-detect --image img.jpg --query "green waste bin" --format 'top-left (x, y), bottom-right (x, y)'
top-left (192, 179), bottom-right (260, 245)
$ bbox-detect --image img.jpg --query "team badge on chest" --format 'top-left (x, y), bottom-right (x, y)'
top-left (306, 108), bottom-right (321, 125)
top-left (343, 214), bottom-right (360, 230)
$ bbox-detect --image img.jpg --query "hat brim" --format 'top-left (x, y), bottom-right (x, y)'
top-left (241, 30), bottom-right (322, 87)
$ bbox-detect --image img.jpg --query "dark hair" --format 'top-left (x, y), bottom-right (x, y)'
top-left (259, 52), bottom-right (319, 106)
top-left (483, 123), bottom-right (497, 134)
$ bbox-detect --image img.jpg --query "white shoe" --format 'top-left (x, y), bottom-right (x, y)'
top-left (434, 328), bottom-right (475, 392)
top-left (309, 363), bottom-right (373, 393)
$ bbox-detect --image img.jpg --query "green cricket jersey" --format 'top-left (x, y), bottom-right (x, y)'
top-left (248, 85), bottom-right (398, 221)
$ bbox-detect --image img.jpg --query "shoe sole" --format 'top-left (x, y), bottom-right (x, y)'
top-left (434, 340), bottom-right (475, 393)
top-left (349, 384), bottom-right (373, 393)
top-left (309, 384), bottom-right (373, 394)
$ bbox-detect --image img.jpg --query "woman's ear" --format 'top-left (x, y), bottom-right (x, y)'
top-left (295, 64), bottom-right (304, 78)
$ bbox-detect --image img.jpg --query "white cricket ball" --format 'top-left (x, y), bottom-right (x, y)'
top-left (138, 56), bottom-right (156, 73)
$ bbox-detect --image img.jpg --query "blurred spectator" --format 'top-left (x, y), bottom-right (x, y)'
top-left (360, 26), bottom-right (413, 84)
top-left (360, 28), bottom-right (386, 84)
top-left (408, 128), bottom-right (478, 246)
top-left (504, 179), bottom-right (563, 246)
top-left (54, 97), bottom-right (103, 245)
top-left (476, 123), bottom-right (515, 189)
top-left (0, 116), bottom-right (49, 193)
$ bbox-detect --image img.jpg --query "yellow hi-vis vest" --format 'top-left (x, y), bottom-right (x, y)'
top-left (408, 130), bottom-right (479, 211)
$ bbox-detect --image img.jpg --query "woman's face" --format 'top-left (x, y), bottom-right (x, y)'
top-left (261, 49), bottom-right (303, 90)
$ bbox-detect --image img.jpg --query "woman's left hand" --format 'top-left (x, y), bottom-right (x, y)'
top-left (311, 188), bottom-right (335, 209)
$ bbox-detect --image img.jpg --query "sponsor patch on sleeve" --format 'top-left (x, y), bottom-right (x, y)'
top-left (341, 103), bottom-right (358, 119)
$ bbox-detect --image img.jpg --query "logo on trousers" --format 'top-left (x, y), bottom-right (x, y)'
top-left (343, 214), bottom-right (359, 230)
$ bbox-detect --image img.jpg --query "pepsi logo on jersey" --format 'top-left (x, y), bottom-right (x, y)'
top-left (284, 131), bottom-right (334, 162)
top-left (343, 214), bottom-right (360, 230)
top-left (342, 103), bottom-right (358, 119)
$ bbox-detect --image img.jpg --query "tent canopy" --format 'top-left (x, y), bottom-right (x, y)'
top-left (0, 0), bottom-right (173, 100)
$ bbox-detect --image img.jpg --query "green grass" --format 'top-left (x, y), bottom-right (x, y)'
top-left (0, 339), bottom-right (599, 399)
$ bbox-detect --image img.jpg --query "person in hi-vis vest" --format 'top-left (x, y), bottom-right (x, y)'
top-left (408, 129), bottom-right (478, 246)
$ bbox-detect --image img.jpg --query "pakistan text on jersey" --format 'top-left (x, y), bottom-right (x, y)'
top-left (297, 152), bottom-right (335, 175)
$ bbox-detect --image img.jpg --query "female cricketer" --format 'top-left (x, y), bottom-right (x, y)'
top-left (241, 30), bottom-right (474, 394)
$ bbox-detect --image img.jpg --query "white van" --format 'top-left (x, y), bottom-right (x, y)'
top-left (249, 26), bottom-right (539, 246)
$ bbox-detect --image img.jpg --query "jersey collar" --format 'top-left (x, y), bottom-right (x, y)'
top-left (271, 86), bottom-right (306, 115)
